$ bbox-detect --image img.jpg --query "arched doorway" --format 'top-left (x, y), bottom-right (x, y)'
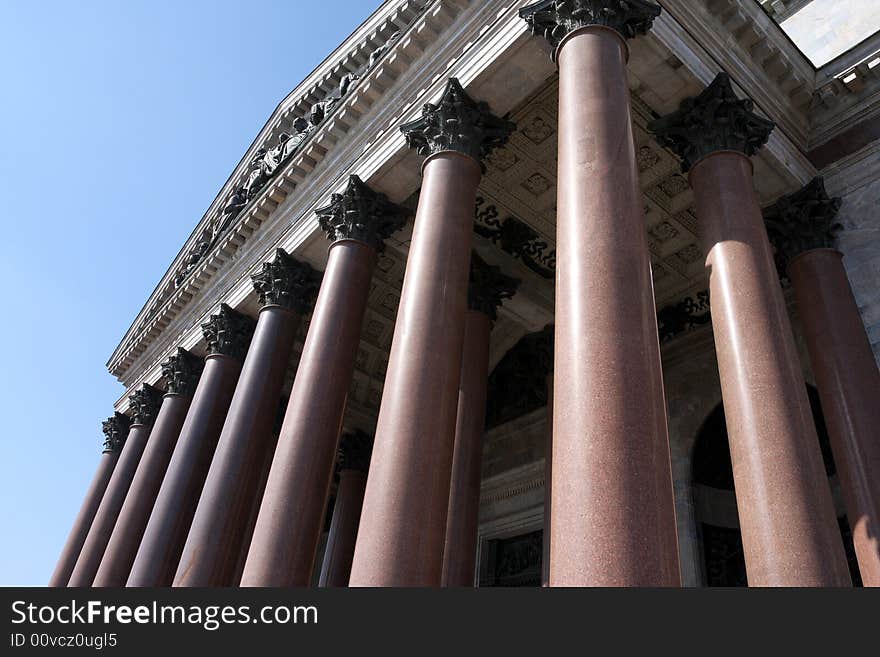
top-left (691, 386), bottom-right (862, 586)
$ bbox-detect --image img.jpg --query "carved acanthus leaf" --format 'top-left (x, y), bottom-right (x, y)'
top-left (316, 175), bottom-right (408, 252)
top-left (128, 384), bottom-right (163, 426)
top-left (101, 412), bottom-right (131, 454)
top-left (201, 303), bottom-right (256, 361)
top-left (468, 252), bottom-right (520, 321)
top-left (520, 0), bottom-right (661, 58)
top-left (250, 248), bottom-right (321, 313)
top-left (400, 78), bottom-right (515, 165)
top-left (161, 347), bottom-right (204, 397)
top-left (764, 177), bottom-right (842, 265)
top-left (648, 72), bottom-right (775, 172)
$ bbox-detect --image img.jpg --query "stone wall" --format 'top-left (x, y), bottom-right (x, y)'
top-left (823, 139), bottom-right (880, 366)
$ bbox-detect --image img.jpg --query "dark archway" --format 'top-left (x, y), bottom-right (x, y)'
top-left (692, 386), bottom-right (862, 586)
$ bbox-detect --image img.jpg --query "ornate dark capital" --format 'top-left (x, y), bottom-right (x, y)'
top-left (468, 252), bottom-right (520, 321)
top-left (201, 303), bottom-right (256, 361)
top-left (128, 384), bottom-right (162, 427)
top-left (520, 0), bottom-right (661, 57)
top-left (250, 248), bottom-right (321, 313)
top-left (765, 177), bottom-right (842, 265)
top-left (338, 430), bottom-right (373, 473)
top-left (161, 347), bottom-right (204, 397)
top-left (316, 175), bottom-right (408, 252)
top-left (400, 78), bottom-right (515, 166)
top-left (102, 412), bottom-right (131, 453)
top-left (648, 72), bottom-right (775, 172)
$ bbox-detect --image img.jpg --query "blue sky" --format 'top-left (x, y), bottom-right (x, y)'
top-left (0, 0), bottom-right (378, 586)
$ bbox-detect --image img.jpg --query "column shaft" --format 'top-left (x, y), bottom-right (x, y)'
top-left (93, 393), bottom-right (191, 586)
top-left (789, 248), bottom-right (880, 586)
top-left (551, 26), bottom-right (679, 586)
top-left (67, 424), bottom-right (151, 586)
top-left (48, 452), bottom-right (119, 586)
top-left (127, 355), bottom-right (241, 586)
top-left (241, 241), bottom-right (376, 586)
top-left (319, 469), bottom-right (368, 587)
top-left (441, 310), bottom-right (491, 587)
top-left (690, 151), bottom-right (851, 586)
top-left (541, 374), bottom-right (552, 588)
top-left (350, 152), bottom-right (480, 586)
top-left (174, 306), bottom-right (296, 586)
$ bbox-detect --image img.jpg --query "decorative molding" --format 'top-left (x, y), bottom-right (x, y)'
top-left (764, 177), bottom-right (842, 265)
top-left (400, 77), bottom-right (515, 164)
top-left (649, 72), bottom-right (775, 172)
top-left (128, 384), bottom-right (163, 427)
top-left (101, 412), bottom-right (131, 454)
top-left (201, 303), bottom-right (256, 361)
top-left (250, 248), bottom-right (321, 313)
top-left (468, 252), bottom-right (520, 320)
top-left (160, 347), bottom-right (204, 397)
top-left (337, 429), bottom-right (374, 473)
top-left (316, 175), bottom-right (408, 252)
top-left (520, 0), bottom-right (661, 57)
top-left (474, 197), bottom-right (555, 279)
top-left (656, 289), bottom-right (711, 342)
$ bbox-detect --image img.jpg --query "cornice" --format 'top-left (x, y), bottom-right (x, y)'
top-left (108, 0), bottom-right (470, 381)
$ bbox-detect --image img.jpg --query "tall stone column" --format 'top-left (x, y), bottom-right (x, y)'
top-left (651, 73), bottom-right (851, 586)
top-left (520, 0), bottom-right (680, 585)
top-left (93, 350), bottom-right (203, 586)
top-left (350, 79), bottom-right (514, 587)
top-left (68, 385), bottom-right (161, 586)
top-left (174, 250), bottom-right (319, 587)
top-left (49, 414), bottom-right (129, 586)
top-left (318, 431), bottom-right (373, 587)
top-left (766, 179), bottom-right (880, 587)
top-left (240, 176), bottom-right (407, 587)
top-left (442, 254), bottom-right (519, 587)
top-left (128, 306), bottom-right (253, 587)
top-left (541, 371), bottom-right (553, 588)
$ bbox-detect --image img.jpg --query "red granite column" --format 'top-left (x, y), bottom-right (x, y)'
top-left (541, 373), bottom-right (552, 588)
top-left (128, 308), bottom-right (252, 587)
top-left (349, 79), bottom-right (514, 586)
top-left (766, 179), bottom-right (880, 586)
top-left (68, 385), bottom-right (162, 586)
top-left (441, 255), bottom-right (518, 587)
top-left (174, 250), bottom-right (319, 587)
top-left (521, 1), bottom-right (680, 585)
top-left (49, 414), bottom-right (128, 586)
top-left (92, 350), bottom-right (203, 586)
top-left (652, 75), bottom-right (851, 585)
top-left (318, 432), bottom-right (372, 587)
top-left (241, 176), bottom-right (407, 587)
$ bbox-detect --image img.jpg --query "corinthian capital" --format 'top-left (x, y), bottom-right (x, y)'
top-left (250, 248), bottom-right (321, 313)
top-left (648, 72), bottom-right (775, 172)
top-left (316, 175), bottom-right (408, 252)
top-left (765, 177), bottom-right (842, 265)
top-left (102, 412), bottom-right (131, 453)
top-left (128, 384), bottom-right (163, 427)
top-left (400, 78), bottom-right (515, 166)
top-left (161, 347), bottom-right (204, 397)
top-left (201, 303), bottom-right (256, 362)
top-left (520, 0), bottom-right (661, 57)
top-left (468, 252), bottom-right (520, 321)
top-left (337, 430), bottom-right (373, 473)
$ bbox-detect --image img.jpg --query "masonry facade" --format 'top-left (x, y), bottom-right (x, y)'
top-left (51, 0), bottom-right (880, 588)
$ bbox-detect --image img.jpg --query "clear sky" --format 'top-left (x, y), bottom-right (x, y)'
top-left (0, 0), bottom-right (379, 586)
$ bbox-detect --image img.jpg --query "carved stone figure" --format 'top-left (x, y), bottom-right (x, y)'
top-left (243, 147), bottom-right (269, 200)
top-left (648, 72), bottom-right (775, 172)
top-left (315, 175), bottom-right (408, 252)
top-left (281, 118), bottom-right (313, 160)
top-left (400, 78), bottom-right (515, 165)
